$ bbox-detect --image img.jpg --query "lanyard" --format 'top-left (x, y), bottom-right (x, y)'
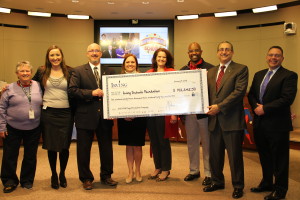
top-left (19, 81), bottom-right (32, 104)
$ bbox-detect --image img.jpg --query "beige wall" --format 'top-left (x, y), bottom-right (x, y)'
top-left (174, 6), bottom-right (300, 128)
top-left (0, 13), bottom-right (93, 83)
top-left (0, 6), bottom-right (299, 128)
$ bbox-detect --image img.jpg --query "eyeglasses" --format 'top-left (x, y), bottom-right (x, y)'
top-left (267, 54), bottom-right (282, 58)
top-left (218, 48), bottom-right (232, 52)
top-left (88, 49), bottom-right (101, 53)
top-left (188, 49), bottom-right (201, 53)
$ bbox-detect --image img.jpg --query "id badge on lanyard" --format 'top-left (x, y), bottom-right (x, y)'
top-left (19, 81), bottom-right (35, 119)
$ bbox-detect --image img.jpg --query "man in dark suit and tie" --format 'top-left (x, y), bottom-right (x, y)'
top-left (248, 46), bottom-right (298, 200)
top-left (68, 43), bottom-right (117, 190)
top-left (203, 41), bottom-right (248, 199)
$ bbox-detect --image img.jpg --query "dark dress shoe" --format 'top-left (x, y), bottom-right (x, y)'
top-left (21, 183), bottom-right (33, 189)
top-left (251, 185), bottom-right (273, 193)
top-left (101, 178), bottom-right (118, 186)
top-left (232, 188), bottom-right (243, 199)
top-left (203, 184), bottom-right (225, 192)
top-left (184, 173), bottom-right (200, 181)
top-left (59, 174), bottom-right (67, 188)
top-left (83, 180), bottom-right (93, 190)
top-left (51, 175), bottom-right (59, 189)
top-left (3, 184), bottom-right (17, 193)
top-left (264, 190), bottom-right (286, 200)
top-left (202, 176), bottom-right (212, 186)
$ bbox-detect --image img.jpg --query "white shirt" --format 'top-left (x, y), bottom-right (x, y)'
top-left (216, 60), bottom-right (231, 80)
top-left (89, 62), bottom-right (101, 77)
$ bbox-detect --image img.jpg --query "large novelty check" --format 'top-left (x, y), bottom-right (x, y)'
top-left (102, 70), bottom-right (209, 119)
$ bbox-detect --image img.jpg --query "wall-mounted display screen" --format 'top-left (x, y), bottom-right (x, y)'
top-left (95, 20), bottom-right (174, 66)
top-left (99, 27), bottom-right (169, 65)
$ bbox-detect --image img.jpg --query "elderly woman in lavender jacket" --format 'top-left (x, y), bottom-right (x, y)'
top-left (0, 61), bottom-right (43, 193)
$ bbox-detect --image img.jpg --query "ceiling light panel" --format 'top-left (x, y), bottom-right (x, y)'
top-left (28, 11), bottom-right (51, 17)
top-left (0, 7), bottom-right (11, 13)
top-left (67, 14), bottom-right (89, 19)
top-left (214, 11), bottom-right (237, 17)
top-left (252, 5), bottom-right (277, 13)
top-left (176, 14), bottom-right (199, 20)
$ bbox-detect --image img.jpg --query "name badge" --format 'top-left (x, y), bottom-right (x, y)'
top-left (29, 109), bottom-right (35, 119)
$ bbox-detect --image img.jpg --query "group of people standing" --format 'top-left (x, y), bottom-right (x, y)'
top-left (181, 41), bottom-right (297, 200)
top-left (0, 41), bottom-right (298, 200)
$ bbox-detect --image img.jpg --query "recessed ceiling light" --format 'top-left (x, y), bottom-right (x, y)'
top-left (177, 0), bottom-right (184, 2)
top-left (142, 1), bottom-right (149, 4)
top-left (176, 14), bottom-right (199, 20)
top-left (72, 0), bottom-right (79, 3)
top-left (28, 11), bottom-right (51, 17)
top-left (67, 14), bottom-right (89, 19)
top-left (0, 7), bottom-right (11, 14)
top-left (252, 5), bottom-right (277, 13)
top-left (107, 2), bottom-right (115, 4)
top-left (214, 11), bottom-right (237, 17)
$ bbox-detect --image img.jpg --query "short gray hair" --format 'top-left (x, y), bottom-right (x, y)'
top-left (16, 61), bottom-right (33, 73)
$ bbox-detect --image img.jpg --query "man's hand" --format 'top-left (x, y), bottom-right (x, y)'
top-left (206, 104), bottom-right (220, 116)
top-left (92, 88), bottom-right (103, 97)
top-left (254, 103), bottom-right (265, 116)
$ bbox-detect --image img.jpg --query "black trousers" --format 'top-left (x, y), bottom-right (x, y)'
top-left (1, 124), bottom-right (41, 186)
top-left (76, 120), bottom-right (113, 182)
top-left (147, 116), bottom-right (172, 171)
top-left (209, 122), bottom-right (245, 189)
top-left (254, 127), bottom-right (289, 192)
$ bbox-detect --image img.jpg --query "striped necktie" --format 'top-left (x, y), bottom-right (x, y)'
top-left (93, 66), bottom-right (100, 88)
top-left (216, 66), bottom-right (225, 91)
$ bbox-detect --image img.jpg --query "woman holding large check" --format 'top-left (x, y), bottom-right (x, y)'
top-left (146, 48), bottom-right (178, 182)
top-left (117, 54), bottom-right (147, 183)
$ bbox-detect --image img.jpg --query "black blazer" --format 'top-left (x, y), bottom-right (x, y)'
top-left (68, 63), bottom-right (115, 130)
top-left (248, 66), bottom-right (298, 132)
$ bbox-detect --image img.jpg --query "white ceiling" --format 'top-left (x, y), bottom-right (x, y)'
top-left (0, 0), bottom-right (297, 20)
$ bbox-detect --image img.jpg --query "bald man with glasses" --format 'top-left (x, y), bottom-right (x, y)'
top-left (69, 43), bottom-right (117, 190)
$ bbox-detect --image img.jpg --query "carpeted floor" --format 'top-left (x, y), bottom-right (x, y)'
top-left (0, 141), bottom-right (299, 200)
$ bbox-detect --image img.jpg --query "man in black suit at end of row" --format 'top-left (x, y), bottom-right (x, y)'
top-left (248, 46), bottom-right (298, 200)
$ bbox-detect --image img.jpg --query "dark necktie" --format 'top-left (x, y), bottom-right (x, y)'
top-left (93, 66), bottom-right (100, 88)
top-left (259, 70), bottom-right (273, 103)
top-left (216, 66), bottom-right (226, 91)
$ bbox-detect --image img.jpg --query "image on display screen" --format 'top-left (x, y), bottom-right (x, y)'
top-left (99, 27), bottom-right (169, 65)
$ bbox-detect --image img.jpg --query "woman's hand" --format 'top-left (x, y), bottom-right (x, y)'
top-left (1, 84), bottom-right (9, 93)
top-left (170, 115), bottom-right (177, 124)
top-left (0, 131), bottom-right (8, 138)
